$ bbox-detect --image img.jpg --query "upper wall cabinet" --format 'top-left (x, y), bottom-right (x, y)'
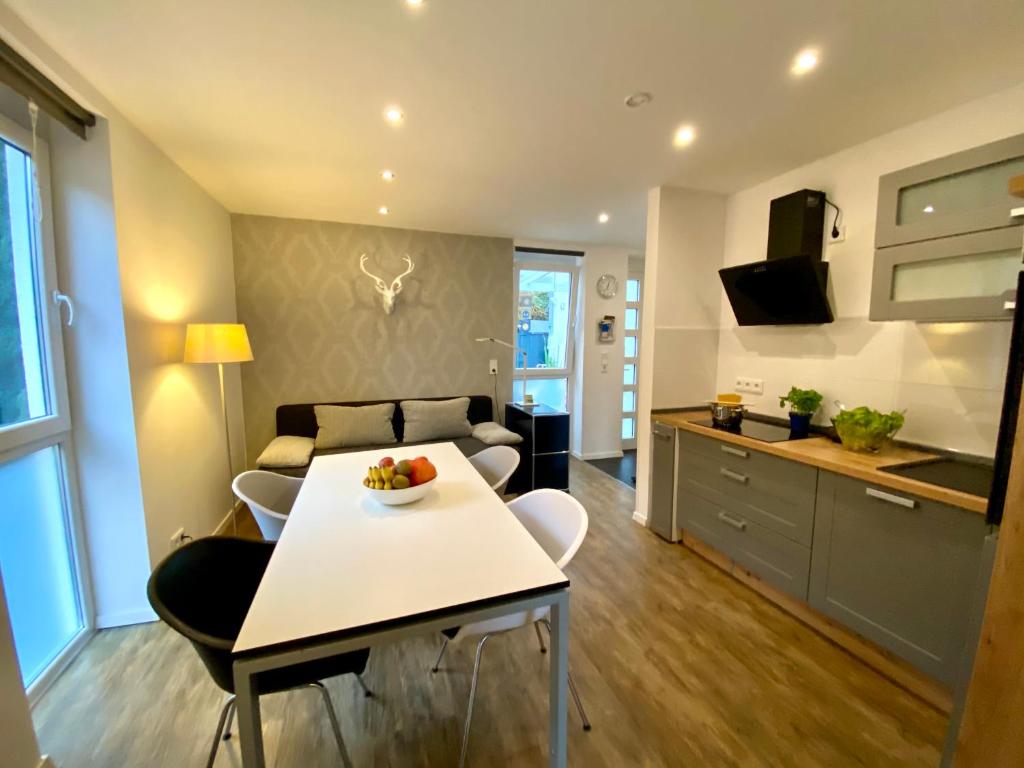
top-left (871, 133), bottom-right (1024, 321)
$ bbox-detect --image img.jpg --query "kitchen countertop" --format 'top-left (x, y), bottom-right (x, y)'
top-left (653, 409), bottom-right (988, 515)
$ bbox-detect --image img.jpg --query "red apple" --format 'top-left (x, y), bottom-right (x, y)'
top-left (378, 456), bottom-right (395, 469)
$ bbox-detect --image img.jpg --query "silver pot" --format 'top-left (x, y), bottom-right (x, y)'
top-left (709, 402), bottom-right (747, 428)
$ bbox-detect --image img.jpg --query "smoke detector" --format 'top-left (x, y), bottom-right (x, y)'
top-left (624, 92), bottom-right (653, 109)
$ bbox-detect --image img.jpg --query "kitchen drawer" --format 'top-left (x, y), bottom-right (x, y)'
top-left (677, 439), bottom-right (817, 545)
top-left (678, 491), bottom-right (811, 601)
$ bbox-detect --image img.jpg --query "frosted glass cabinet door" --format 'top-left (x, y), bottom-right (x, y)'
top-left (876, 132), bottom-right (1024, 248)
top-left (870, 227), bottom-right (1021, 321)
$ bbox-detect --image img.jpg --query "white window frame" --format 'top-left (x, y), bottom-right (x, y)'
top-left (621, 271), bottom-right (642, 449)
top-left (0, 111), bottom-right (94, 703)
top-left (512, 260), bottom-right (580, 411)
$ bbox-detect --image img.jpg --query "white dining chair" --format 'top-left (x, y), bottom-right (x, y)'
top-left (430, 488), bottom-right (591, 766)
top-left (467, 445), bottom-right (521, 494)
top-left (231, 470), bottom-right (303, 541)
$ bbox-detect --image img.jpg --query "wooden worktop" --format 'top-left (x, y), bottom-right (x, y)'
top-left (653, 409), bottom-right (988, 515)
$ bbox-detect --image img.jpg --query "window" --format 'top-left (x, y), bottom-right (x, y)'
top-left (621, 274), bottom-right (642, 448)
top-left (513, 262), bottom-right (578, 411)
top-left (0, 112), bottom-right (90, 699)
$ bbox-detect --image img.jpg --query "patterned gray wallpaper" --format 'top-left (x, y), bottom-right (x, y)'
top-left (232, 214), bottom-right (514, 464)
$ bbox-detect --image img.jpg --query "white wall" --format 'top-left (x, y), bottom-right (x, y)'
top-left (0, 7), bottom-right (243, 619)
top-left (572, 246), bottom-right (632, 460)
top-left (716, 83), bottom-right (1024, 457)
top-left (635, 187), bottom-right (727, 523)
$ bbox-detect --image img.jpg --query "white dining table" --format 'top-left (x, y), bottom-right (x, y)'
top-left (232, 441), bottom-right (572, 767)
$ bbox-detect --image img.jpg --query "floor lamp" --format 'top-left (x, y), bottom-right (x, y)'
top-left (474, 336), bottom-right (529, 407)
top-left (184, 323), bottom-right (254, 534)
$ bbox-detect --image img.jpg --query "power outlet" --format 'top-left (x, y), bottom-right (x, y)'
top-left (488, 359), bottom-right (498, 375)
top-left (828, 224), bottom-right (847, 245)
top-left (169, 527), bottom-right (189, 550)
top-left (735, 377), bottom-right (764, 395)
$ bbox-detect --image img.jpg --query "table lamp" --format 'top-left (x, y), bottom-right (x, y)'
top-left (184, 323), bottom-right (254, 533)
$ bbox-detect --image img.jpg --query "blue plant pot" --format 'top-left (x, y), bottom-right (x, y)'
top-left (789, 412), bottom-right (811, 436)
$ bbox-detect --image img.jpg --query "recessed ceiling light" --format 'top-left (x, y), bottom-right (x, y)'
top-left (673, 124), bottom-right (696, 148)
top-left (624, 92), bottom-right (653, 109)
top-left (790, 48), bottom-right (819, 76)
top-left (598, 212), bottom-right (610, 224)
top-left (406, 0), bottom-right (425, 6)
top-left (378, 206), bottom-right (390, 215)
top-left (923, 205), bottom-right (935, 213)
top-left (384, 106), bottom-right (404, 124)
top-left (381, 170), bottom-right (396, 182)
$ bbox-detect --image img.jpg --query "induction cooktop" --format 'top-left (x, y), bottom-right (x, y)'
top-left (691, 418), bottom-right (810, 443)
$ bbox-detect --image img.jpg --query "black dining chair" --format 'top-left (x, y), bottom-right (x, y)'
top-left (147, 536), bottom-right (371, 768)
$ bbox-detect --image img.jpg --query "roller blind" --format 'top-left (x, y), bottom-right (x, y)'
top-left (0, 37), bottom-right (95, 139)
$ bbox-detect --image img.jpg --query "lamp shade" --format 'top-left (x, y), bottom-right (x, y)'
top-left (183, 323), bottom-right (253, 364)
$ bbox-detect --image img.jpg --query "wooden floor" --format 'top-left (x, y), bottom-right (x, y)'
top-left (32, 458), bottom-right (946, 767)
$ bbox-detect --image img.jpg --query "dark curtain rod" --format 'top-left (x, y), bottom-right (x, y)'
top-left (515, 246), bottom-right (585, 258)
top-left (0, 37), bottom-right (95, 139)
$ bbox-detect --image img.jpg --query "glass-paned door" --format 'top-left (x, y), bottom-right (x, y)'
top-left (0, 111), bottom-right (90, 699)
top-left (621, 273), bottom-right (642, 449)
top-left (513, 263), bottom-right (579, 411)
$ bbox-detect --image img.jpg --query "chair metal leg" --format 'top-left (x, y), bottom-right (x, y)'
top-left (542, 619), bottom-right (591, 731)
top-left (431, 637), bottom-right (449, 673)
top-left (354, 672), bottom-right (373, 697)
top-left (534, 621), bottom-right (547, 654)
top-left (207, 695), bottom-right (235, 768)
top-left (308, 682), bottom-right (353, 768)
top-left (459, 635), bottom-right (491, 768)
top-left (222, 698), bottom-right (236, 740)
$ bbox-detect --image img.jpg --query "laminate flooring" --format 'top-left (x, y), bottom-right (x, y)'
top-left (32, 458), bottom-right (946, 767)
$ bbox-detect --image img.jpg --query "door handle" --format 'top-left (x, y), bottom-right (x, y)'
top-left (865, 487), bottom-right (917, 509)
top-left (717, 511), bottom-right (747, 531)
top-left (720, 445), bottom-right (748, 458)
top-left (720, 467), bottom-right (749, 484)
top-left (52, 290), bottom-right (75, 327)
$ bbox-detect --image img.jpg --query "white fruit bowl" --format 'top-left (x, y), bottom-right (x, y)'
top-left (365, 477), bottom-right (436, 506)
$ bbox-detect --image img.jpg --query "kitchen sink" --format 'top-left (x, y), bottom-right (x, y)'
top-left (879, 457), bottom-right (994, 498)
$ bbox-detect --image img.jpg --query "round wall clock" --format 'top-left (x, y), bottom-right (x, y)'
top-left (596, 274), bottom-right (618, 298)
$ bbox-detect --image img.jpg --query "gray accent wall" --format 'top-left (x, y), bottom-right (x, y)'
top-left (232, 214), bottom-right (514, 465)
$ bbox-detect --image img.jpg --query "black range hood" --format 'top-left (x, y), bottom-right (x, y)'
top-left (719, 189), bottom-right (835, 326)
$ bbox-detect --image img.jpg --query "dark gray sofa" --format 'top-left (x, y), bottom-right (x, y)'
top-left (265, 395), bottom-right (498, 477)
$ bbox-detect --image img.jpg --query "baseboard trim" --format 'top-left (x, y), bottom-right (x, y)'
top-left (575, 450), bottom-right (625, 461)
top-left (632, 510), bottom-right (647, 526)
top-left (38, 756), bottom-right (56, 768)
top-left (95, 606), bottom-right (157, 629)
top-left (214, 500), bottom-right (246, 536)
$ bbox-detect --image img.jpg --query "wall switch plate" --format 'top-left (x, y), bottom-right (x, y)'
top-left (488, 359), bottom-right (498, 375)
top-left (735, 377), bottom-right (764, 395)
top-left (170, 527), bottom-right (188, 550)
top-left (601, 352), bottom-right (609, 373)
top-left (828, 224), bottom-right (847, 244)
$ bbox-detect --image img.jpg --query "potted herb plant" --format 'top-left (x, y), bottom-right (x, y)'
top-left (778, 386), bottom-right (823, 436)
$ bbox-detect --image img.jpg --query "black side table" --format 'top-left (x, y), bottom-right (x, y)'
top-left (504, 403), bottom-right (570, 493)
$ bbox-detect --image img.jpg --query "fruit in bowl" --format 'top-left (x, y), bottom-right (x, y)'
top-left (363, 456), bottom-right (437, 505)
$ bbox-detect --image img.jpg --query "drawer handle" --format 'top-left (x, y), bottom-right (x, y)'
top-left (720, 445), bottom-right (748, 458)
top-left (720, 467), bottom-right (749, 484)
top-left (865, 487), bottom-right (917, 509)
top-left (717, 511), bottom-right (747, 531)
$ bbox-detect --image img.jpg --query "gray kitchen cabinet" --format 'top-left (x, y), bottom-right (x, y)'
top-left (871, 132), bottom-right (1024, 322)
top-left (809, 472), bottom-right (989, 685)
top-left (649, 421), bottom-right (678, 541)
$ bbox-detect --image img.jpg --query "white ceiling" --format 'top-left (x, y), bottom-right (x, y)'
top-left (8, 0), bottom-right (1024, 247)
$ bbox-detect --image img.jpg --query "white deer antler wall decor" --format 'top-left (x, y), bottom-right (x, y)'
top-left (359, 254), bottom-right (415, 314)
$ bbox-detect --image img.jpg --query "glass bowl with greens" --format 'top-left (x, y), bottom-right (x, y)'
top-left (831, 406), bottom-right (905, 453)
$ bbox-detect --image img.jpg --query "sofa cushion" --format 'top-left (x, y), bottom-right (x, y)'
top-left (400, 398), bottom-right (473, 442)
top-left (313, 403), bottom-right (397, 449)
top-left (256, 436), bottom-right (315, 467)
top-left (471, 421), bottom-right (524, 446)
